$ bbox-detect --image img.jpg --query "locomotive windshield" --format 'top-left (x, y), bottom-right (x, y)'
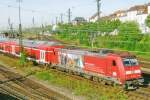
top-left (123, 58), bottom-right (139, 66)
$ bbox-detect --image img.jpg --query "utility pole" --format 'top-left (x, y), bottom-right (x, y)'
top-left (32, 11), bottom-right (35, 27)
top-left (8, 17), bottom-right (11, 29)
top-left (68, 8), bottom-right (71, 24)
top-left (17, 0), bottom-right (26, 66)
top-left (32, 16), bottom-right (35, 26)
top-left (60, 13), bottom-right (63, 24)
top-left (42, 24), bottom-right (44, 40)
top-left (96, 0), bottom-right (101, 20)
top-left (55, 17), bottom-right (58, 25)
top-left (10, 23), bottom-right (14, 37)
top-left (17, 0), bottom-right (23, 52)
top-left (8, 17), bottom-right (11, 37)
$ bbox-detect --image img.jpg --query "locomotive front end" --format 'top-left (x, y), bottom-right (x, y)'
top-left (122, 57), bottom-right (144, 90)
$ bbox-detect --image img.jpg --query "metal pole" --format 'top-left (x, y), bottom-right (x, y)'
top-left (56, 17), bottom-right (58, 25)
top-left (32, 16), bottom-right (35, 26)
top-left (60, 13), bottom-right (63, 24)
top-left (68, 8), bottom-right (71, 24)
top-left (17, 0), bottom-right (23, 53)
top-left (42, 24), bottom-right (44, 40)
top-left (8, 17), bottom-right (11, 37)
top-left (96, 0), bottom-right (101, 20)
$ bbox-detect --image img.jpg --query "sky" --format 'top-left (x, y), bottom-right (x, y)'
top-left (0, 0), bottom-right (149, 30)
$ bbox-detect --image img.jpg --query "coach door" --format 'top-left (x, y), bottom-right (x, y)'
top-left (40, 50), bottom-right (45, 63)
top-left (12, 45), bottom-right (15, 54)
top-left (107, 59), bottom-right (117, 77)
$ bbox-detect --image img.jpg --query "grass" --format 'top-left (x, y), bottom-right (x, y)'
top-left (35, 71), bottom-right (127, 100)
top-left (0, 54), bottom-right (128, 100)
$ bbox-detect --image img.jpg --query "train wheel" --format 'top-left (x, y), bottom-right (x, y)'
top-left (93, 76), bottom-right (99, 82)
top-left (123, 84), bottom-right (129, 90)
top-left (101, 80), bottom-right (106, 85)
top-left (111, 82), bottom-right (117, 87)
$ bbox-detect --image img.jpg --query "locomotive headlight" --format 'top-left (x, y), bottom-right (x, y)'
top-left (112, 72), bottom-right (117, 76)
top-left (134, 70), bottom-right (141, 74)
top-left (126, 71), bottom-right (132, 75)
top-left (126, 70), bottom-right (141, 75)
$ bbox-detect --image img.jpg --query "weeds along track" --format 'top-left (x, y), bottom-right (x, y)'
top-left (0, 51), bottom-right (150, 100)
top-left (47, 65), bottom-right (150, 100)
top-left (0, 65), bottom-right (71, 100)
top-left (140, 60), bottom-right (150, 69)
top-left (49, 65), bottom-right (150, 100)
top-left (126, 86), bottom-right (150, 100)
top-left (126, 73), bottom-right (150, 100)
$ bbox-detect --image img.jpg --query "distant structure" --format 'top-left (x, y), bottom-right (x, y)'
top-left (52, 24), bottom-right (58, 32)
top-left (89, 3), bottom-right (150, 33)
top-left (89, 11), bottom-right (103, 22)
top-left (72, 17), bottom-right (87, 25)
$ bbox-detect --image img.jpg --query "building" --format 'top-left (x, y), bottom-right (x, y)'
top-left (72, 17), bottom-right (87, 25)
top-left (89, 11), bottom-right (104, 22)
top-left (89, 3), bottom-right (150, 33)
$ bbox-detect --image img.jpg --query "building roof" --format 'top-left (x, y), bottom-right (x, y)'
top-left (146, 2), bottom-right (150, 6)
top-left (113, 10), bottom-right (127, 14)
top-left (89, 11), bottom-right (102, 20)
top-left (90, 2), bottom-right (150, 21)
top-left (128, 5), bottom-right (147, 11)
top-left (73, 17), bottom-right (86, 22)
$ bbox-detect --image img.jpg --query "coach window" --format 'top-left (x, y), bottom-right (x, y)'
top-left (112, 60), bottom-right (117, 66)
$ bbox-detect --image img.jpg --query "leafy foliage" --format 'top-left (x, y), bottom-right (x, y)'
top-left (54, 20), bottom-right (150, 54)
top-left (145, 14), bottom-right (150, 28)
top-left (118, 21), bottom-right (141, 34)
top-left (97, 19), bottom-right (121, 33)
top-left (20, 51), bottom-right (27, 66)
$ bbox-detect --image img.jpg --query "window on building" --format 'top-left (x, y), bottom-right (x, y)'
top-left (137, 10), bottom-right (144, 15)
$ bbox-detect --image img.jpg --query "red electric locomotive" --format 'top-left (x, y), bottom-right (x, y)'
top-left (57, 49), bottom-right (144, 89)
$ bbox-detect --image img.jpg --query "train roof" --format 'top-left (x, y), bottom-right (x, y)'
top-left (0, 38), bottom-right (62, 48)
top-left (59, 48), bottom-right (136, 58)
top-left (0, 38), bottom-right (10, 42)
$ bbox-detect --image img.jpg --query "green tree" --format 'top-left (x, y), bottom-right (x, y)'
top-left (118, 21), bottom-right (141, 35)
top-left (20, 51), bottom-right (27, 67)
top-left (118, 21), bottom-right (141, 50)
top-left (145, 14), bottom-right (150, 28)
top-left (97, 19), bottom-right (121, 33)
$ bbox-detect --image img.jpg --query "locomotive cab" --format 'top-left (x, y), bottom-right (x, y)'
top-left (121, 56), bottom-right (144, 90)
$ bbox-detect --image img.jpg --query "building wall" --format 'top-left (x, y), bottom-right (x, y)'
top-left (89, 16), bottom-right (98, 22)
top-left (118, 12), bottom-right (148, 33)
top-left (90, 13), bottom-right (149, 33)
top-left (90, 5), bottom-right (150, 33)
top-left (148, 5), bottom-right (150, 14)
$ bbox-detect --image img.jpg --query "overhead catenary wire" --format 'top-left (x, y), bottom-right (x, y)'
top-left (0, 3), bottom-right (59, 15)
top-left (0, 0), bottom-right (100, 25)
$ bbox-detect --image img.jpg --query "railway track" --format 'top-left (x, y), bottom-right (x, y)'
top-left (0, 65), bottom-right (71, 100)
top-left (126, 86), bottom-right (150, 100)
top-left (0, 48), bottom-right (150, 100)
top-left (0, 64), bottom-right (150, 100)
top-left (126, 72), bottom-right (150, 100)
top-left (45, 65), bottom-right (150, 100)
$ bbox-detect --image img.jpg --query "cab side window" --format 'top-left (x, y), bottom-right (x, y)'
top-left (112, 60), bottom-right (117, 66)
